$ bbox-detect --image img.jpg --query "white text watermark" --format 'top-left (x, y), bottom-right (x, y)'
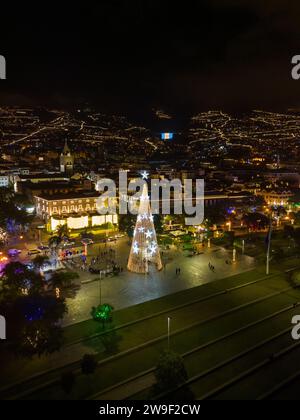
top-left (96, 171), bottom-right (205, 226)
top-left (0, 55), bottom-right (6, 79)
top-left (0, 315), bottom-right (6, 340)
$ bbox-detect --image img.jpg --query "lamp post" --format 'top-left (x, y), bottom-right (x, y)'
top-left (99, 271), bottom-right (102, 305)
top-left (167, 316), bottom-right (171, 350)
top-left (232, 248), bottom-right (236, 263)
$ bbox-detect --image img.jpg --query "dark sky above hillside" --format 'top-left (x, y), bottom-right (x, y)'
top-left (1, 1), bottom-right (300, 115)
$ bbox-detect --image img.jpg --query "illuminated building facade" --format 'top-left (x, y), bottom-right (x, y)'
top-left (257, 190), bottom-right (293, 207)
top-left (34, 192), bottom-right (118, 232)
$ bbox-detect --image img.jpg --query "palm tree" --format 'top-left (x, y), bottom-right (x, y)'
top-left (50, 271), bottom-right (79, 289)
top-left (80, 354), bottom-right (97, 393)
top-left (60, 371), bottom-right (76, 396)
top-left (154, 350), bottom-right (188, 393)
top-left (1, 261), bottom-right (44, 297)
top-left (81, 354), bottom-right (97, 375)
top-left (242, 212), bottom-right (269, 231)
top-left (48, 235), bottom-right (62, 250)
top-left (32, 255), bottom-right (49, 272)
top-left (56, 224), bottom-right (69, 239)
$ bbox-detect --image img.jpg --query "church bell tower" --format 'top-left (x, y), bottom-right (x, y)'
top-left (60, 140), bottom-right (74, 176)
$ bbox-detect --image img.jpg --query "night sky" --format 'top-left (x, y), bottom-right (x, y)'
top-left (1, 1), bottom-right (300, 115)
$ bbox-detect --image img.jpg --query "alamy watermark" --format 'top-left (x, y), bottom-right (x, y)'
top-left (96, 171), bottom-right (204, 225)
top-left (0, 315), bottom-right (6, 340)
top-left (0, 55), bottom-right (6, 79)
top-left (291, 55), bottom-right (300, 80)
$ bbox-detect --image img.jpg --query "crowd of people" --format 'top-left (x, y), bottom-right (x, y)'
top-left (88, 247), bottom-right (123, 275)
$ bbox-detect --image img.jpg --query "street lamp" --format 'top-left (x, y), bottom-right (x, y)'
top-left (232, 248), bottom-right (236, 263)
top-left (167, 316), bottom-right (171, 350)
top-left (99, 270), bottom-right (102, 305)
top-left (266, 220), bottom-right (272, 275)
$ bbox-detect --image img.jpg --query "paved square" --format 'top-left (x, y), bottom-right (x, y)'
top-left (63, 238), bottom-right (255, 325)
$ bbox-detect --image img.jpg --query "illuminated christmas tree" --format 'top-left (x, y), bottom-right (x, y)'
top-left (127, 183), bottom-right (162, 274)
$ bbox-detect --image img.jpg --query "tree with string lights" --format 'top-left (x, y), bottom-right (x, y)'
top-left (127, 183), bottom-right (162, 274)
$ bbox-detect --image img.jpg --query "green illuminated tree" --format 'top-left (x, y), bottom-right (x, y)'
top-left (91, 303), bottom-right (113, 327)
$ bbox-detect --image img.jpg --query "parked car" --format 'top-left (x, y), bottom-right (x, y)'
top-left (8, 249), bottom-right (22, 257)
top-left (107, 237), bottom-right (116, 242)
top-left (81, 238), bottom-right (94, 245)
top-left (38, 245), bottom-right (50, 251)
top-left (114, 233), bottom-right (125, 239)
top-left (28, 249), bottom-right (42, 256)
top-left (62, 241), bottom-right (76, 247)
top-left (89, 267), bottom-right (101, 274)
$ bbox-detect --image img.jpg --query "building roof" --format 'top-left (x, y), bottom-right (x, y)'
top-left (35, 191), bottom-right (101, 201)
top-left (21, 180), bottom-right (72, 190)
top-left (19, 173), bottom-right (69, 181)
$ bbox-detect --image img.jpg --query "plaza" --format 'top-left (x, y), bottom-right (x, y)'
top-left (63, 237), bottom-right (254, 325)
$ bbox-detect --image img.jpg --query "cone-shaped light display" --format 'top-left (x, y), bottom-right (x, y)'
top-left (127, 183), bottom-right (163, 274)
